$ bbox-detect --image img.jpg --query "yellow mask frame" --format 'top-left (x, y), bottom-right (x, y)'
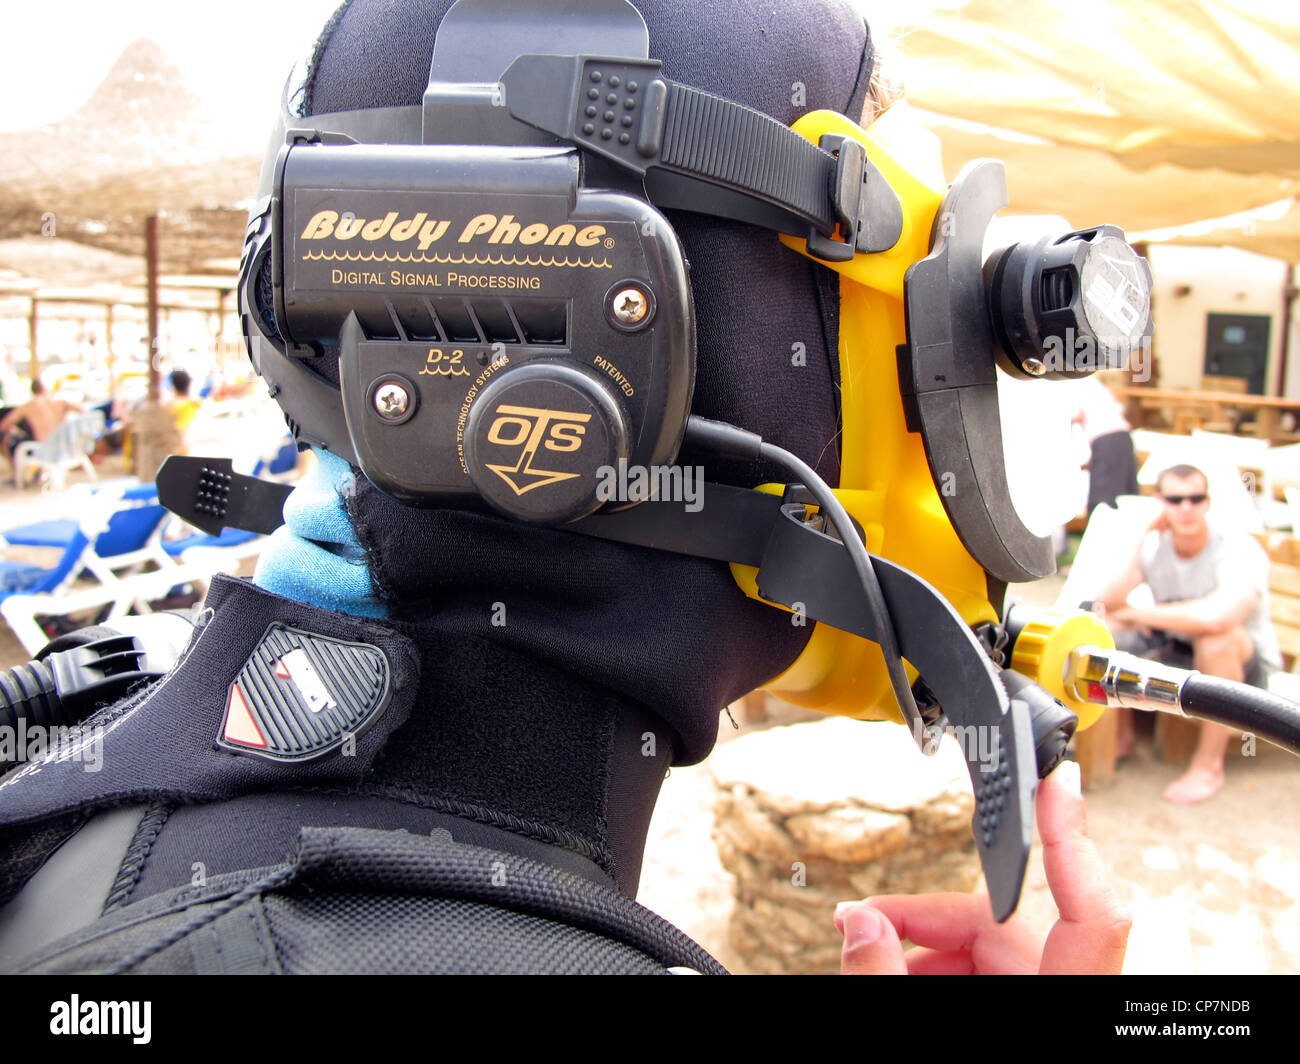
top-left (731, 107), bottom-right (1114, 730)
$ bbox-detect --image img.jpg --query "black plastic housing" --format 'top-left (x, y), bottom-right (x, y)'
top-left (268, 141), bottom-right (694, 514)
top-left (986, 225), bottom-right (1153, 381)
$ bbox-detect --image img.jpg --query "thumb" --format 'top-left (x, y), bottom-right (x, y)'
top-left (836, 902), bottom-right (908, 975)
top-left (1037, 761), bottom-right (1132, 974)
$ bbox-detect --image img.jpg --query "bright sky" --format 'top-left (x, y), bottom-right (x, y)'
top-left (0, 0), bottom-right (342, 131)
top-left (1, 0), bottom-right (978, 133)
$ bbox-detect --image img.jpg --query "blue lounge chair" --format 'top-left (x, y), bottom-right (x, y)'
top-left (0, 482), bottom-right (233, 654)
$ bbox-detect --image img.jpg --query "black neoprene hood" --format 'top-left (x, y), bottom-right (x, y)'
top-left (282, 0), bottom-right (874, 764)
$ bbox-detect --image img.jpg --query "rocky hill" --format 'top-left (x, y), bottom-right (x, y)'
top-left (0, 39), bottom-right (257, 274)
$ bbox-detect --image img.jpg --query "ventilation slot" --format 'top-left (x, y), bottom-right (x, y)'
top-left (1040, 268), bottom-right (1074, 312)
top-left (437, 302), bottom-right (484, 343)
top-left (354, 302), bottom-right (400, 340)
top-left (390, 298), bottom-right (443, 341)
top-left (513, 300), bottom-right (568, 345)
top-left (472, 300), bottom-right (523, 344)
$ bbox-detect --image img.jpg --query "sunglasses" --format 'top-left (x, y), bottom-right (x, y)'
top-left (1160, 493), bottom-right (1209, 506)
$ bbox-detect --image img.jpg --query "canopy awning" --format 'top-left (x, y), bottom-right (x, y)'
top-left (884, 0), bottom-right (1300, 259)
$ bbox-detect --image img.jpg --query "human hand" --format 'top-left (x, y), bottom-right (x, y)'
top-left (1106, 603), bottom-right (1137, 630)
top-left (1146, 506), bottom-right (1170, 536)
top-left (835, 760), bottom-right (1131, 974)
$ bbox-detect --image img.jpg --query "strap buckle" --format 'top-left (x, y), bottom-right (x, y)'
top-left (805, 133), bottom-right (904, 263)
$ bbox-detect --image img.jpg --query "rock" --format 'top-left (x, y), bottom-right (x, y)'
top-left (785, 806), bottom-right (911, 862)
top-left (710, 715), bottom-right (970, 813)
top-left (709, 717), bottom-right (981, 975)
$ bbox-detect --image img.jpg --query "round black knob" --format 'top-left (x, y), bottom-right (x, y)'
top-left (464, 362), bottom-right (629, 524)
top-left (985, 224), bottom-right (1152, 380)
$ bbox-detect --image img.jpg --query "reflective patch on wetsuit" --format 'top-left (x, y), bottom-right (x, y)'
top-left (217, 623), bottom-right (391, 762)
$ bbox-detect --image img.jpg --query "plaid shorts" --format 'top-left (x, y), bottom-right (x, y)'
top-left (1113, 628), bottom-right (1267, 689)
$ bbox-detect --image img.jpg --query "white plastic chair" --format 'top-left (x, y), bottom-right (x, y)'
top-left (12, 410), bottom-right (105, 492)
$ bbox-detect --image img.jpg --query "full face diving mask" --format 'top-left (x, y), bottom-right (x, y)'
top-left (159, 0), bottom-right (1299, 923)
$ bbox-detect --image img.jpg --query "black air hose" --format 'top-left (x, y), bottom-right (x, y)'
top-left (1180, 674), bottom-right (1300, 756)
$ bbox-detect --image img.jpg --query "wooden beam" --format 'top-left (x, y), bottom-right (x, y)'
top-left (152, 274), bottom-right (242, 290)
top-left (0, 297), bottom-right (211, 315)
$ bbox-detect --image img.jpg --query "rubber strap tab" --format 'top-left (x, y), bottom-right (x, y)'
top-left (157, 456), bottom-right (294, 537)
top-left (501, 54), bottom-right (890, 260)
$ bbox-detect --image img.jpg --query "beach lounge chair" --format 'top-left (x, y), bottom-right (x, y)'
top-left (161, 526), bottom-right (266, 568)
top-left (0, 482), bottom-right (229, 655)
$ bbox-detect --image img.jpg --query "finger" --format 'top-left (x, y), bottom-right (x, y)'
top-left (903, 946), bottom-right (975, 976)
top-left (864, 893), bottom-right (992, 952)
top-left (1036, 761), bottom-right (1132, 974)
top-left (1037, 762), bottom-right (1126, 923)
top-left (837, 902), bottom-right (909, 975)
top-left (855, 894), bottom-right (1040, 974)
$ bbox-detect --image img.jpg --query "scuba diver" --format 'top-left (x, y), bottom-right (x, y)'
top-left (0, 0), bottom-right (1293, 975)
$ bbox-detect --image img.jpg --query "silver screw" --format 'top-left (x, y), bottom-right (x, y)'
top-left (611, 286), bottom-right (649, 326)
top-left (373, 381), bottom-right (410, 420)
top-left (1023, 357), bottom-right (1046, 377)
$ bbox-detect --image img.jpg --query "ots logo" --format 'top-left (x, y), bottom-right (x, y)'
top-left (484, 405), bottom-right (590, 495)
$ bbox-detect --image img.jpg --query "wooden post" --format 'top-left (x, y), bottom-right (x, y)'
top-left (217, 288), bottom-right (230, 374)
top-left (1155, 715), bottom-right (1203, 765)
top-left (737, 691), bottom-right (769, 725)
top-left (1075, 710), bottom-right (1118, 791)
top-left (1257, 406), bottom-right (1281, 442)
top-left (104, 303), bottom-right (116, 400)
top-left (145, 214), bottom-right (160, 402)
top-left (27, 298), bottom-right (38, 383)
top-left (1278, 263), bottom-right (1296, 398)
top-left (1132, 240), bottom-right (1156, 386)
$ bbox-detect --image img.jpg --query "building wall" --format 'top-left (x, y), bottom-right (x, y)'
top-left (1145, 245), bottom-right (1293, 396)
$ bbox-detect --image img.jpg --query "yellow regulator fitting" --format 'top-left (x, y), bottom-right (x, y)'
top-left (1005, 606), bottom-right (1115, 730)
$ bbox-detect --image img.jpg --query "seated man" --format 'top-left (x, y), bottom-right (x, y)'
top-left (1096, 462), bottom-right (1281, 803)
top-left (0, 380), bottom-right (83, 486)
